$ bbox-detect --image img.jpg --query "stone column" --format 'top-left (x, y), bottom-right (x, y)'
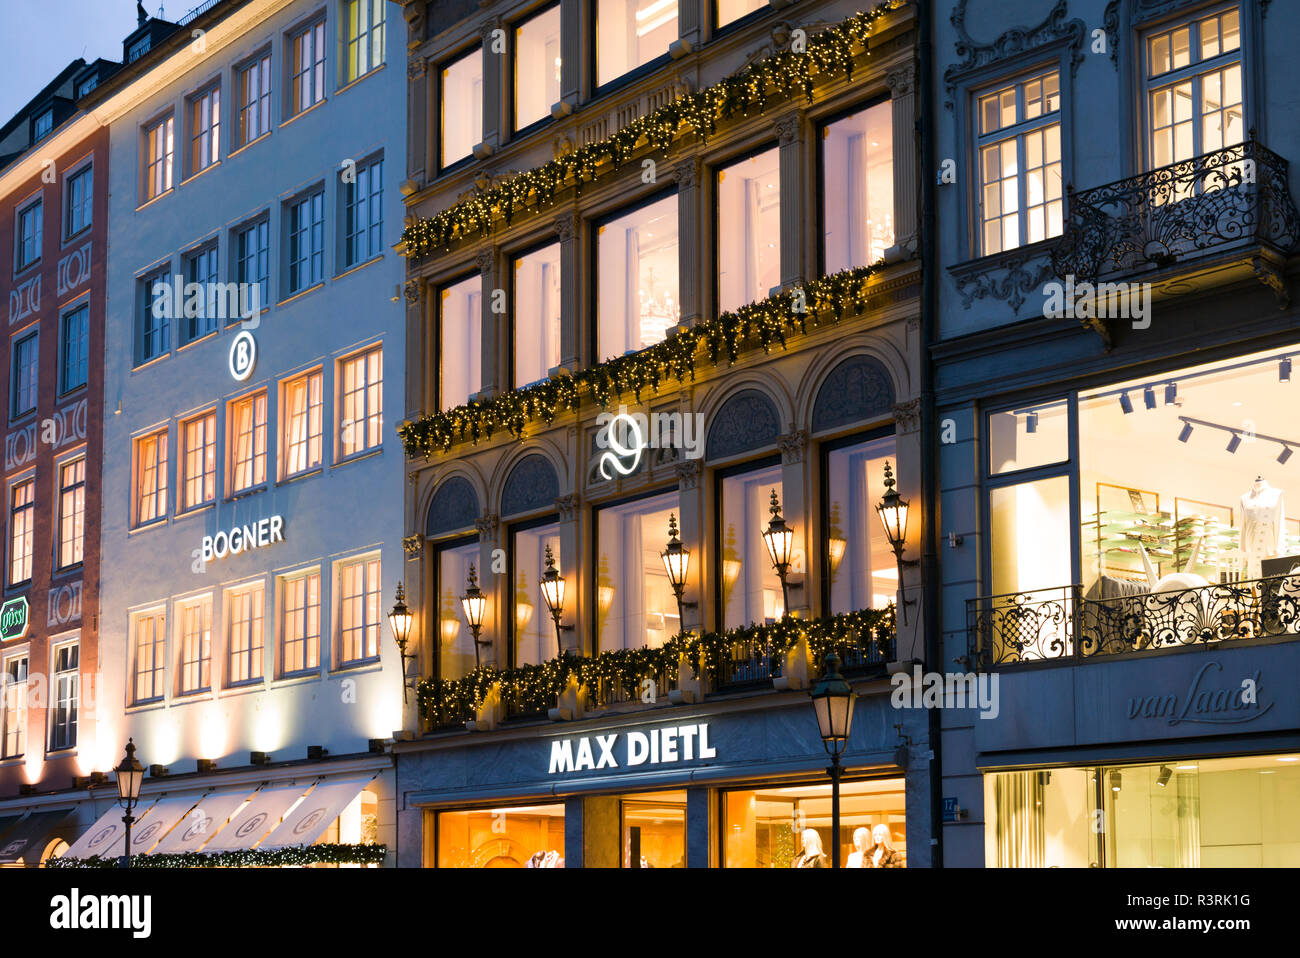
top-left (885, 65), bottom-right (918, 259)
top-left (777, 428), bottom-right (811, 617)
top-left (475, 247), bottom-right (500, 396)
top-left (686, 786), bottom-right (711, 867)
top-left (474, 512), bottom-right (502, 667)
top-left (775, 112), bottom-right (806, 289)
top-left (554, 212), bottom-right (580, 370)
top-left (406, 55), bottom-right (429, 188)
top-left (559, 0), bottom-right (584, 107)
top-left (478, 21), bottom-right (501, 154)
top-left (674, 158), bottom-right (702, 326)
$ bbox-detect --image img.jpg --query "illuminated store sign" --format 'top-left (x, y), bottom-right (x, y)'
top-left (547, 723), bottom-right (716, 774)
top-left (200, 515), bottom-right (285, 562)
top-left (0, 597), bottom-right (29, 641)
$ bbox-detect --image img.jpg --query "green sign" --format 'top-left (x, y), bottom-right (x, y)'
top-left (0, 597), bottom-right (28, 642)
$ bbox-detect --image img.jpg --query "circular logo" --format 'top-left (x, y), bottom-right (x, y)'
top-left (293, 809), bottom-right (327, 836)
top-left (229, 330), bottom-right (257, 381)
top-left (182, 815), bottom-right (213, 841)
top-left (133, 821), bottom-right (162, 846)
top-left (87, 825), bottom-right (117, 849)
top-left (235, 811), bottom-right (268, 838)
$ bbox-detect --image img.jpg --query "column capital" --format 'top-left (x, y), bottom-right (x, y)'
top-left (474, 512), bottom-right (501, 538)
top-left (777, 429), bottom-right (808, 464)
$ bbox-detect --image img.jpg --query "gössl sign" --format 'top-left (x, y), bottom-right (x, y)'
top-left (548, 723), bottom-right (717, 774)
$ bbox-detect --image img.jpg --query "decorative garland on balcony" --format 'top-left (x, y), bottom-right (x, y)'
top-left (416, 607), bottom-right (895, 728)
top-left (399, 2), bottom-right (903, 259)
top-left (398, 262), bottom-right (884, 457)
top-left (46, 843), bottom-right (388, 869)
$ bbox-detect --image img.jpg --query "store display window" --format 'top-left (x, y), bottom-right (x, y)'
top-left (436, 803), bottom-right (566, 867)
top-left (719, 462), bottom-right (785, 627)
top-left (824, 434), bottom-right (898, 614)
top-left (595, 490), bottom-right (681, 651)
top-left (621, 790), bottom-right (687, 867)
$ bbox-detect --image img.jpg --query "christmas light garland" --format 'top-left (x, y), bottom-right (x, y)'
top-left (399, 4), bottom-right (902, 259)
top-left (46, 843), bottom-right (388, 869)
top-left (398, 262), bottom-right (885, 458)
top-left (417, 606), bottom-right (895, 728)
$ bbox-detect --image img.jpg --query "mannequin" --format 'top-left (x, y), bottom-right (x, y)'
top-left (866, 824), bottom-right (903, 868)
top-left (790, 828), bottom-right (828, 868)
top-left (1240, 476), bottom-right (1285, 578)
top-left (846, 827), bottom-right (870, 868)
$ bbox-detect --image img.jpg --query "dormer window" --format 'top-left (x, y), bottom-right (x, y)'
top-left (32, 109), bottom-right (53, 141)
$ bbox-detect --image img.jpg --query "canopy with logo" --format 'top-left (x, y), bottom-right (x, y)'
top-left (124, 793), bottom-right (210, 856)
top-left (200, 784), bottom-right (309, 853)
top-left (259, 776), bottom-right (374, 849)
top-left (149, 787), bottom-right (255, 855)
top-left (0, 808), bottom-right (73, 864)
top-left (62, 800), bottom-right (158, 861)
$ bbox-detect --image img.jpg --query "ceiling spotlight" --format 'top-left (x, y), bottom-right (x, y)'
top-left (1227, 433), bottom-right (1242, 454)
top-left (1026, 411), bottom-right (1039, 434)
top-left (1143, 385), bottom-right (1156, 409)
top-left (1282, 357), bottom-right (1292, 382)
top-left (1109, 769), bottom-right (1122, 793)
top-left (1280, 446), bottom-right (1294, 465)
top-left (1119, 392), bottom-right (1134, 415)
top-left (1157, 765), bottom-right (1173, 788)
top-left (1178, 422), bottom-right (1193, 443)
top-left (1165, 382), bottom-right (1177, 405)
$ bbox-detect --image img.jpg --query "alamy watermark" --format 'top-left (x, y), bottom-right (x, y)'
top-left (1044, 274), bottom-right (1152, 330)
top-left (594, 405), bottom-right (705, 479)
top-left (890, 665), bottom-right (1000, 720)
top-left (150, 276), bottom-right (261, 327)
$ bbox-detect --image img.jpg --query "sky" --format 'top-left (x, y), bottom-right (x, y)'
top-left (0, 0), bottom-right (167, 121)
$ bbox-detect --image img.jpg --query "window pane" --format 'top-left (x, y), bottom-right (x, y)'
top-left (822, 102), bottom-right (894, 272)
top-left (58, 458), bottom-right (86, 568)
top-left (595, 490), bottom-right (681, 652)
top-left (717, 147), bottom-right (781, 313)
top-left (597, 0), bottom-right (677, 86)
top-left (513, 244), bottom-right (562, 386)
top-left (514, 5), bottom-right (562, 130)
top-left (990, 476), bottom-right (1071, 598)
top-left (621, 790), bottom-right (686, 867)
top-left (513, 522), bottom-right (560, 665)
top-left (441, 50), bottom-right (483, 167)
top-left (826, 437), bottom-right (897, 613)
top-left (281, 570), bottom-right (321, 674)
top-left (440, 276), bottom-right (482, 409)
top-left (988, 400), bottom-right (1069, 474)
top-left (436, 804), bottom-right (566, 867)
top-left (596, 194), bottom-right (679, 358)
top-left (436, 540), bottom-right (480, 680)
top-left (721, 464), bottom-right (785, 627)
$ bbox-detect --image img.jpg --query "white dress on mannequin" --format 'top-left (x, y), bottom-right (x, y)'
top-left (1240, 478), bottom-right (1285, 578)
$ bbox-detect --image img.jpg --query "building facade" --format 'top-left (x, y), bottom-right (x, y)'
top-left (932, 0), bottom-right (1300, 866)
top-left (395, 0), bottom-right (933, 866)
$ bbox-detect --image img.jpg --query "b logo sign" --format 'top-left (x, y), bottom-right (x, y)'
top-left (229, 330), bottom-right (257, 381)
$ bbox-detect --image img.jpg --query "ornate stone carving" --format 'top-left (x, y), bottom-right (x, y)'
top-left (502, 454), bottom-right (560, 516)
top-left (553, 213), bottom-right (577, 242)
top-left (1252, 256), bottom-right (1290, 309)
top-left (674, 459), bottom-right (702, 490)
top-left (950, 249), bottom-right (1053, 315)
top-left (812, 356), bottom-right (897, 434)
top-left (777, 430), bottom-right (809, 464)
top-left (402, 533), bottom-right (425, 557)
top-left (885, 66), bottom-right (916, 97)
top-left (944, 0), bottom-right (1086, 107)
top-left (705, 390), bottom-right (781, 461)
top-left (407, 57), bottom-right (428, 79)
top-left (474, 248), bottom-right (495, 274)
top-left (774, 114), bottom-right (801, 147)
top-left (554, 494), bottom-right (580, 522)
top-left (403, 2), bottom-right (426, 49)
top-left (892, 398), bottom-right (922, 435)
top-left (671, 158), bottom-right (698, 191)
top-left (426, 476), bottom-right (481, 537)
top-left (403, 279), bottom-right (423, 305)
top-left (474, 512), bottom-right (500, 539)
top-left (1103, 0), bottom-right (1120, 67)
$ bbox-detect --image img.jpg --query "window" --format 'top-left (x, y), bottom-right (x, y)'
top-left (1145, 6), bottom-right (1242, 170)
top-left (512, 521), bottom-right (560, 665)
top-left (338, 345), bottom-right (382, 457)
top-left (139, 267), bottom-right (171, 363)
top-left (176, 597), bottom-right (212, 694)
top-left (142, 114), bottom-right (174, 202)
top-left (65, 165), bottom-right (93, 237)
top-left (723, 778), bottom-right (907, 867)
top-left (439, 276), bottom-right (482, 410)
top-left (343, 0), bottom-right (386, 83)
top-left (280, 569), bottom-right (321, 675)
top-left (988, 399), bottom-right (1069, 475)
top-left (8, 480), bottom-right (34, 586)
top-left (617, 790), bottom-right (687, 868)
top-left (1, 655), bottom-right (27, 757)
top-left (435, 538), bottom-right (480, 680)
top-left (180, 411), bottom-right (217, 510)
top-left (342, 156), bottom-right (383, 268)
top-left (596, 194), bottom-right (679, 359)
top-left (277, 369), bottom-right (322, 478)
top-left (60, 304), bottom-right (89, 393)
top-left (287, 189), bottom-right (325, 294)
top-left (134, 428), bottom-right (169, 526)
top-left (131, 609), bottom-right (166, 704)
top-left (226, 583), bottom-right (265, 685)
top-left (715, 0), bottom-right (764, 30)
top-left (185, 243), bottom-right (219, 341)
top-left (15, 199), bottom-right (42, 271)
top-left (975, 72), bottom-right (1061, 256)
top-left (238, 53), bottom-right (272, 146)
top-left (49, 641), bottom-right (78, 751)
top-left (76, 75), bottom-right (99, 99)
top-left (824, 436), bottom-right (896, 614)
top-left (33, 109), bottom-right (54, 141)
top-left (440, 49), bottom-right (483, 168)
top-left (717, 147), bottom-right (781, 312)
top-left (514, 5), bottom-right (562, 131)
top-left (595, 491), bottom-right (680, 651)
top-left (235, 217), bottom-right (270, 312)
top-left (228, 391), bottom-right (268, 494)
top-left (720, 462), bottom-right (784, 627)
top-left (338, 555), bottom-right (381, 664)
top-left (289, 18), bottom-right (327, 116)
top-left (11, 331), bottom-right (38, 419)
top-left (187, 84), bottom-right (221, 175)
top-left (436, 803), bottom-right (565, 867)
top-left (822, 101), bottom-right (895, 270)
top-left (512, 243), bottom-right (561, 386)
top-left (57, 457), bottom-right (85, 569)
top-left (596, 0), bottom-right (677, 87)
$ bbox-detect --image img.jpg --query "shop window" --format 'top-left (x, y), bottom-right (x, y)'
top-left (8, 479), bottom-right (34, 586)
top-left (440, 48), bottom-right (483, 169)
top-left (974, 71), bottom-right (1061, 256)
top-left (59, 303), bottom-right (89, 394)
top-left (824, 435), bottom-right (897, 614)
top-left (65, 164), bottom-right (93, 238)
top-left (286, 187), bottom-right (325, 294)
top-left (2, 654), bottom-right (27, 758)
top-left (439, 275), bottom-right (481, 410)
top-left (186, 83), bottom-right (221, 177)
top-left (235, 215), bottom-right (271, 313)
top-left (131, 608), bottom-right (166, 704)
top-left (988, 399), bottom-right (1070, 475)
top-left (716, 147), bottom-right (780, 313)
top-left (177, 596), bottom-right (212, 695)
top-left (338, 554), bottom-right (382, 664)
top-left (184, 243), bottom-right (219, 341)
top-left (342, 0), bottom-right (386, 84)
top-left (512, 521), bottom-right (561, 665)
top-left (141, 113), bottom-right (174, 203)
top-left (281, 368), bottom-right (323, 478)
top-left (342, 155), bottom-right (383, 269)
top-left (133, 428), bottom-right (169, 526)
top-left (514, 4), bottom-right (562, 131)
top-left (49, 640), bottom-right (79, 751)
top-left (10, 330), bottom-right (38, 420)
top-left (822, 102), bottom-right (894, 272)
top-left (723, 778), bottom-right (907, 867)
top-left (57, 457), bottom-right (86, 569)
top-left (228, 390), bottom-right (268, 494)
top-left (596, 193), bottom-right (679, 360)
top-left (621, 790), bottom-right (686, 867)
top-left (512, 243), bottom-right (561, 387)
top-left (596, 0), bottom-right (676, 88)
top-left (436, 803), bottom-right (566, 867)
top-left (594, 490), bottom-right (680, 651)
top-left (280, 568), bottom-right (322, 675)
top-left (40, 839), bottom-right (69, 865)
top-left (989, 476), bottom-right (1072, 598)
top-left (287, 17), bottom-right (327, 118)
top-left (719, 462), bottom-right (784, 627)
top-left (338, 344), bottom-right (383, 458)
top-left (715, 0), bottom-right (764, 30)
top-left (237, 51), bottom-right (272, 147)
top-left (435, 537), bottom-right (480, 680)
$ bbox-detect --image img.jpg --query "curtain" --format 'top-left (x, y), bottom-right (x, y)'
top-left (286, 379), bottom-right (307, 473)
top-left (846, 133), bottom-right (866, 269)
top-left (1176, 771), bottom-right (1201, 868)
top-left (849, 449), bottom-right (870, 611)
top-left (232, 401), bottom-right (253, 487)
top-left (625, 226), bottom-right (640, 350)
top-left (744, 177), bottom-right (761, 303)
top-left (994, 771), bottom-right (1045, 867)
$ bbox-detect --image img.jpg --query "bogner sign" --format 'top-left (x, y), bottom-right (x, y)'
top-left (200, 515), bottom-right (285, 562)
top-left (548, 723), bottom-right (717, 774)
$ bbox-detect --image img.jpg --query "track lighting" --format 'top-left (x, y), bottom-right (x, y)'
top-left (1282, 357), bottom-right (1292, 382)
top-left (1165, 382), bottom-right (1177, 405)
top-left (1109, 770), bottom-right (1122, 793)
top-left (1178, 422), bottom-right (1193, 443)
top-left (1026, 411), bottom-right (1038, 433)
top-left (1280, 446), bottom-right (1294, 465)
top-left (1157, 765), bottom-right (1172, 788)
top-left (1227, 433), bottom-right (1242, 454)
top-left (1143, 385), bottom-right (1156, 409)
top-left (1119, 391), bottom-right (1134, 415)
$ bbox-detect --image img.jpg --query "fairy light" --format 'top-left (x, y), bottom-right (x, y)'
top-left (48, 843), bottom-right (387, 869)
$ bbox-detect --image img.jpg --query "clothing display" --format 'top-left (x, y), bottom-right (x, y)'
top-left (866, 845), bottom-right (904, 868)
top-left (1240, 478), bottom-right (1285, 579)
top-left (791, 850), bottom-right (828, 868)
top-left (525, 849), bottom-right (564, 868)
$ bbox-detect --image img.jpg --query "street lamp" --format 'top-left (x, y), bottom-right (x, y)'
top-left (809, 653), bottom-right (856, 869)
top-left (660, 513), bottom-right (695, 634)
top-left (388, 582), bottom-right (415, 702)
top-left (114, 739), bottom-right (144, 869)
top-left (539, 544), bottom-right (573, 653)
top-left (460, 563), bottom-right (490, 669)
top-left (761, 489), bottom-right (794, 616)
top-left (876, 461), bottom-right (919, 624)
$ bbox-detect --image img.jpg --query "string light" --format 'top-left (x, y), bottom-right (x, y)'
top-left (47, 843), bottom-right (387, 869)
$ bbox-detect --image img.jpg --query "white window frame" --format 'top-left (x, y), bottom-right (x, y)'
top-left (336, 553), bottom-right (381, 666)
top-left (49, 637), bottom-right (79, 752)
top-left (131, 607), bottom-right (167, 705)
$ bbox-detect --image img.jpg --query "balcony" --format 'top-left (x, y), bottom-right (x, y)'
top-left (967, 574), bottom-right (1300, 668)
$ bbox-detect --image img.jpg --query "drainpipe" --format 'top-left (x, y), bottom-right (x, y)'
top-left (917, 0), bottom-right (944, 869)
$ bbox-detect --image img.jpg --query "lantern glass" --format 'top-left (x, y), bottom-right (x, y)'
top-left (540, 572), bottom-right (565, 618)
top-left (115, 741), bottom-right (144, 804)
top-left (388, 607), bottom-right (412, 646)
top-left (876, 498), bottom-right (908, 548)
top-left (761, 522), bottom-right (793, 571)
top-left (461, 592), bottom-right (486, 630)
top-left (662, 545), bottom-right (689, 591)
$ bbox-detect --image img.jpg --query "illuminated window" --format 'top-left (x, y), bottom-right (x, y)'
top-left (822, 102), bottom-right (895, 269)
top-left (228, 391), bottom-right (268, 494)
top-left (142, 114), bottom-right (174, 202)
top-left (596, 0), bottom-right (677, 87)
top-left (719, 462), bottom-right (784, 627)
top-left (237, 52), bottom-right (272, 147)
top-left (715, 0), bottom-right (764, 30)
top-left (824, 436), bottom-right (897, 614)
top-left (621, 790), bottom-right (687, 867)
top-left (8, 479), bottom-right (34, 586)
top-left (177, 597), bottom-right (212, 694)
top-left (1, 654), bottom-right (27, 758)
top-left (512, 243), bottom-right (562, 386)
top-left (133, 428), bottom-right (168, 526)
top-left (514, 4), bottom-right (562, 130)
top-left (15, 199), bottom-right (42, 271)
top-left (338, 554), bottom-right (381, 664)
top-left (288, 18), bottom-right (327, 117)
top-left (65, 165), bottom-right (93, 237)
top-left (975, 71), bottom-right (1062, 255)
top-left (49, 640), bottom-right (78, 751)
top-left (435, 803), bottom-right (566, 867)
top-left (596, 194), bottom-right (679, 359)
top-left (280, 569), bottom-right (321, 675)
top-left (226, 582), bottom-right (265, 685)
top-left (180, 411), bottom-right (217, 510)
top-left (435, 537), bottom-right (480, 680)
top-left (595, 490), bottom-right (680, 651)
top-left (343, 0), bottom-right (386, 83)
top-left (512, 521), bottom-right (560, 666)
top-left (338, 344), bottom-right (383, 458)
top-left (438, 276), bottom-right (481, 410)
top-left (57, 457), bottom-right (86, 569)
top-left (282, 369), bottom-right (323, 478)
top-left (716, 147), bottom-right (781, 313)
top-left (187, 84), bottom-right (221, 175)
top-left (131, 609), bottom-right (166, 704)
top-left (440, 48), bottom-right (482, 168)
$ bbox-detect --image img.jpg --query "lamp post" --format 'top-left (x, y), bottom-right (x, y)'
top-left (114, 739), bottom-right (144, 869)
top-left (388, 582), bottom-right (415, 702)
top-left (809, 653), bottom-right (856, 869)
top-left (460, 563), bottom-right (490, 669)
top-left (538, 544), bottom-right (573, 654)
top-left (876, 461), bottom-right (919, 624)
top-left (660, 513), bottom-right (695, 635)
top-left (761, 489), bottom-right (794, 616)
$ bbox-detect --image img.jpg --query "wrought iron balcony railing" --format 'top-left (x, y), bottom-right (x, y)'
top-left (967, 574), bottom-right (1300, 669)
top-left (1051, 137), bottom-right (1300, 283)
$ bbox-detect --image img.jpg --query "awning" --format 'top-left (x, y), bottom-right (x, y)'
top-left (201, 785), bottom-right (309, 853)
top-left (125, 794), bottom-right (207, 856)
top-left (0, 814), bottom-right (23, 841)
top-left (259, 776), bottom-right (374, 849)
top-left (62, 800), bottom-right (158, 861)
top-left (149, 788), bottom-right (255, 855)
top-left (0, 808), bottom-right (73, 864)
